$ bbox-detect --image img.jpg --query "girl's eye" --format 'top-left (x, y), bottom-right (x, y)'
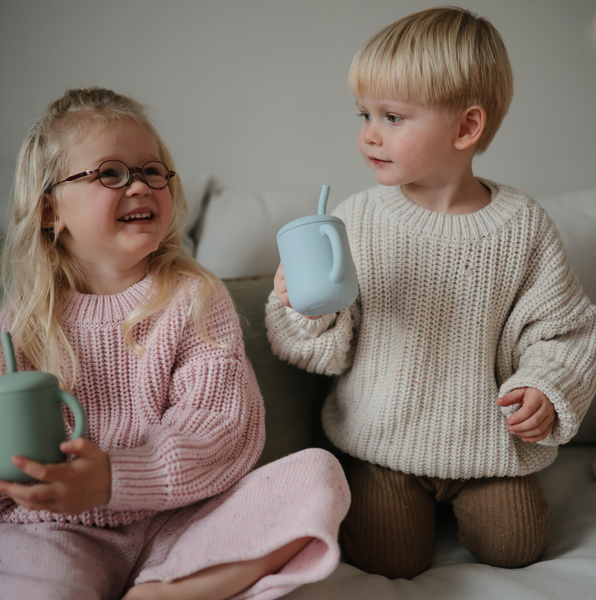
top-left (99, 169), bottom-right (119, 179)
top-left (387, 114), bottom-right (404, 124)
top-left (357, 112), bottom-right (371, 122)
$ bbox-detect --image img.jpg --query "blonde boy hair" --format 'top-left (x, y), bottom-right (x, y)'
top-left (2, 87), bottom-right (225, 389)
top-left (349, 7), bottom-right (513, 153)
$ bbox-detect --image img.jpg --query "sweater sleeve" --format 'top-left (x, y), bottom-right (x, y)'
top-left (265, 291), bottom-right (360, 376)
top-left (496, 207), bottom-right (596, 446)
top-left (106, 288), bottom-right (265, 512)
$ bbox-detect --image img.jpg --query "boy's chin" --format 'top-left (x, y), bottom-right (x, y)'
top-left (373, 174), bottom-right (403, 188)
top-left (368, 166), bottom-right (403, 188)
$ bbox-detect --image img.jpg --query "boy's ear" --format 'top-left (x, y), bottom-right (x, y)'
top-left (454, 106), bottom-right (487, 151)
top-left (41, 195), bottom-right (65, 233)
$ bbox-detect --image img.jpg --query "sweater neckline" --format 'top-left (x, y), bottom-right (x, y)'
top-left (60, 275), bottom-right (154, 325)
top-left (377, 179), bottom-right (526, 242)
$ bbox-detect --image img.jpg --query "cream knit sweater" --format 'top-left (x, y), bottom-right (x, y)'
top-left (266, 181), bottom-right (596, 480)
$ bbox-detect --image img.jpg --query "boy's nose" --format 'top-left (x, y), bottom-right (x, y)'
top-left (363, 122), bottom-right (382, 145)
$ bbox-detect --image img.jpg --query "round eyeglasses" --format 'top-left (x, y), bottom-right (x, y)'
top-left (45, 160), bottom-right (176, 192)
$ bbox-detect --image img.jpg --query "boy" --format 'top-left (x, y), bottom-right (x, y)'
top-left (266, 7), bottom-right (596, 579)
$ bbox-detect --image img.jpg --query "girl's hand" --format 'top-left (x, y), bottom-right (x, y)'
top-left (496, 387), bottom-right (556, 443)
top-left (0, 438), bottom-right (111, 515)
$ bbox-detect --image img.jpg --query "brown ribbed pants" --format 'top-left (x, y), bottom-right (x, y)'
top-left (342, 458), bottom-right (549, 580)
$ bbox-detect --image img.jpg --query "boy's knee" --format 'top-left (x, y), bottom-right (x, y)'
top-left (342, 459), bottom-right (435, 579)
top-left (461, 525), bottom-right (548, 568)
top-left (341, 521), bottom-right (431, 579)
top-left (454, 474), bottom-right (549, 568)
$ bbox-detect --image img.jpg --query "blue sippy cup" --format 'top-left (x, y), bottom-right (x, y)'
top-left (276, 185), bottom-right (358, 316)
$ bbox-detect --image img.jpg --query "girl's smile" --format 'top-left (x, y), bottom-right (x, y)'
top-left (118, 210), bottom-right (154, 222)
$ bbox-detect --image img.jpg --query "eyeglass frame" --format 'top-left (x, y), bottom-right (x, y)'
top-left (44, 159), bottom-right (176, 193)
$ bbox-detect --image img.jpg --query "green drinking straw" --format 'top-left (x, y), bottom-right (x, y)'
top-left (1, 331), bottom-right (17, 374)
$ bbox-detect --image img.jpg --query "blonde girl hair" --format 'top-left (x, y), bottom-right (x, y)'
top-left (2, 87), bottom-right (225, 389)
top-left (348, 7), bottom-right (514, 153)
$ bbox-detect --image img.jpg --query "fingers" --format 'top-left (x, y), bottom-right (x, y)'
top-left (8, 455), bottom-right (67, 483)
top-left (60, 436), bottom-right (95, 457)
top-left (0, 440), bottom-right (111, 515)
top-left (500, 388), bottom-right (556, 443)
top-left (274, 262), bottom-right (284, 284)
top-left (0, 479), bottom-right (56, 511)
top-left (505, 392), bottom-right (538, 425)
top-left (508, 410), bottom-right (554, 442)
top-left (0, 456), bottom-right (68, 511)
top-left (273, 262), bottom-right (291, 308)
top-left (496, 387), bottom-right (526, 407)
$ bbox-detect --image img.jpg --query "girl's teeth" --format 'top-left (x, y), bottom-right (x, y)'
top-left (122, 212), bottom-right (151, 221)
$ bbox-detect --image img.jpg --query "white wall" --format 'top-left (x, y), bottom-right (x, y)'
top-left (1, 0), bottom-right (595, 214)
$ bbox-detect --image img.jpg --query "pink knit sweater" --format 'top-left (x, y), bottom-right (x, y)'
top-left (0, 275), bottom-right (265, 527)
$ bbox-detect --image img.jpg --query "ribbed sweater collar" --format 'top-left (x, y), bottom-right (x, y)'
top-left (376, 179), bottom-right (525, 241)
top-left (60, 275), bottom-right (153, 325)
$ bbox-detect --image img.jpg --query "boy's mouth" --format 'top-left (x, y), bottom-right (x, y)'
top-left (118, 212), bottom-right (154, 222)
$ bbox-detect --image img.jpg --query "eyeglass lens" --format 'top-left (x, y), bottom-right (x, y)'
top-left (98, 160), bottom-right (170, 189)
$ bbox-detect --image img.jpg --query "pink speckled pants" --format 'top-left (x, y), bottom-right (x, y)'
top-left (0, 448), bottom-right (350, 600)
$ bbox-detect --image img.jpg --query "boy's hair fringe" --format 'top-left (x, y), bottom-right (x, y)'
top-left (1, 87), bottom-right (226, 389)
top-left (348, 6), bottom-right (513, 153)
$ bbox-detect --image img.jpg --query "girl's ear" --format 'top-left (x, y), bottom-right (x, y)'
top-left (454, 106), bottom-right (487, 151)
top-left (41, 195), bottom-right (65, 233)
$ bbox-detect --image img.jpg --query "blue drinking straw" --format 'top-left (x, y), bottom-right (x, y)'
top-left (317, 185), bottom-right (331, 215)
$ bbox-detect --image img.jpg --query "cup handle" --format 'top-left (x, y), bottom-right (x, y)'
top-left (320, 224), bottom-right (344, 283)
top-left (58, 390), bottom-right (88, 440)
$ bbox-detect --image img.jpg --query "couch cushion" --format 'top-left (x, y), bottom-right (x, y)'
top-left (539, 188), bottom-right (596, 304)
top-left (194, 187), bottom-right (317, 278)
top-left (224, 276), bottom-right (330, 467)
top-left (538, 189), bottom-right (596, 444)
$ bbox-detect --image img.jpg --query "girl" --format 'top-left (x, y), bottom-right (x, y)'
top-left (0, 87), bottom-right (349, 600)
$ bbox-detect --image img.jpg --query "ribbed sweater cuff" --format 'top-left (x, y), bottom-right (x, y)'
top-left (267, 292), bottom-right (336, 337)
top-left (106, 446), bottom-right (179, 511)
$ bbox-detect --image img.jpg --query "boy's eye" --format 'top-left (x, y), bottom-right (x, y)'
top-left (357, 112), bottom-right (371, 122)
top-left (387, 114), bottom-right (404, 124)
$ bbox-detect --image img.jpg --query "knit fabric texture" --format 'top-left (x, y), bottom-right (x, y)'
top-left (266, 181), bottom-right (596, 480)
top-left (0, 275), bottom-right (266, 526)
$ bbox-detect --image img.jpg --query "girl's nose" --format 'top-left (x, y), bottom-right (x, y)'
top-left (125, 177), bottom-right (151, 195)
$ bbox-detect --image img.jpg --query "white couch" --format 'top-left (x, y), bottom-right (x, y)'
top-left (187, 179), bottom-right (596, 600)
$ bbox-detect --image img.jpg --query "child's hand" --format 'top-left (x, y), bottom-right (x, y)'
top-left (273, 263), bottom-right (319, 321)
top-left (273, 262), bottom-right (320, 320)
top-left (274, 262), bottom-right (291, 308)
top-left (496, 387), bottom-right (556, 443)
top-left (0, 438), bottom-right (111, 515)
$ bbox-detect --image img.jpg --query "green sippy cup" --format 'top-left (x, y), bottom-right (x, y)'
top-left (0, 331), bottom-right (87, 482)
